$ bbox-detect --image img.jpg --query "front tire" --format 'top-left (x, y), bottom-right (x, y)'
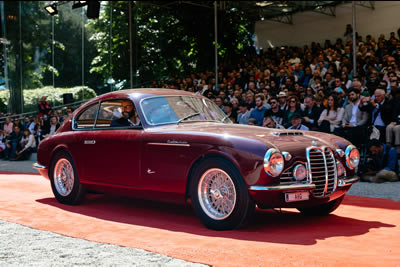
top-left (297, 195), bottom-right (344, 216)
top-left (50, 151), bottom-right (85, 205)
top-left (189, 158), bottom-right (255, 230)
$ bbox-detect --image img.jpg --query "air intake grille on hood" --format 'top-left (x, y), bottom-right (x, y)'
top-left (273, 132), bottom-right (303, 136)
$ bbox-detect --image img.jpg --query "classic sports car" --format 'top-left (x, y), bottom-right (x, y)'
top-left (34, 89), bottom-right (360, 230)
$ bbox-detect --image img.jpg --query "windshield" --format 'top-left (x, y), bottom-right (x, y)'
top-left (140, 95), bottom-right (232, 126)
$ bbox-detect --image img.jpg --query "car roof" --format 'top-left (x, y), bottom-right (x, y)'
top-left (79, 88), bottom-right (204, 111)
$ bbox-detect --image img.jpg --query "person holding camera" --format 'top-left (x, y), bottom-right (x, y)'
top-left (361, 139), bottom-right (399, 183)
top-left (369, 89), bottom-right (395, 143)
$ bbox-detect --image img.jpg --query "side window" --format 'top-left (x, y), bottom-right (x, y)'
top-left (75, 104), bottom-right (99, 129)
top-left (95, 100), bottom-right (122, 128)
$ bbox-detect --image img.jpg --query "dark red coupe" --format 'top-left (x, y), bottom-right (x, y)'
top-left (34, 89), bottom-right (360, 230)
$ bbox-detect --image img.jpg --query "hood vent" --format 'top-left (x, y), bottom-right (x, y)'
top-left (273, 132), bottom-right (303, 136)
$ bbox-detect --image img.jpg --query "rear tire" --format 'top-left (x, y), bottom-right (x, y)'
top-left (297, 195), bottom-right (344, 216)
top-left (50, 151), bottom-right (85, 205)
top-left (189, 158), bottom-right (255, 230)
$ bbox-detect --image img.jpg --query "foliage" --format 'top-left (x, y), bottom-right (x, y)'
top-left (0, 86), bottom-right (97, 113)
top-left (86, 1), bottom-right (253, 87)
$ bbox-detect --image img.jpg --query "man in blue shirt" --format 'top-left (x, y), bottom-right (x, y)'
top-left (361, 139), bottom-right (399, 183)
top-left (249, 94), bottom-right (268, 126)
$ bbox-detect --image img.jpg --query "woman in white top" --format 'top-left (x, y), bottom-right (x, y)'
top-left (318, 95), bottom-right (344, 133)
top-left (15, 128), bottom-right (36, 160)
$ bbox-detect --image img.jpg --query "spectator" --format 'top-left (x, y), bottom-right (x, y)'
top-left (15, 128), bottom-right (36, 161)
top-left (215, 96), bottom-right (225, 112)
top-left (13, 117), bottom-right (24, 131)
top-left (282, 95), bottom-right (302, 128)
top-left (3, 117), bottom-right (13, 137)
top-left (223, 102), bottom-right (236, 123)
top-left (361, 139), bottom-right (399, 183)
top-left (3, 125), bottom-right (23, 160)
top-left (288, 113), bottom-right (309, 130)
top-left (249, 94), bottom-right (268, 126)
top-left (335, 88), bottom-right (369, 148)
top-left (56, 109), bottom-right (64, 124)
top-left (245, 91), bottom-right (256, 109)
top-left (318, 95), bottom-right (345, 133)
top-left (264, 97), bottom-right (284, 125)
top-left (39, 115), bottom-right (51, 140)
top-left (277, 91), bottom-right (288, 111)
top-left (23, 116), bottom-right (31, 130)
top-left (38, 96), bottom-right (52, 118)
top-left (237, 102), bottom-right (251, 125)
top-left (0, 129), bottom-right (5, 158)
top-left (369, 88), bottom-right (395, 142)
top-left (263, 116), bottom-right (285, 129)
top-left (42, 116), bottom-right (60, 139)
top-left (386, 94), bottom-right (400, 153)
top-left (28, 116), bottom-right (38, 134)
top-left (302, 95), bottom-right (323, 130)
top-left (247, 118), bottom-right (257, 126)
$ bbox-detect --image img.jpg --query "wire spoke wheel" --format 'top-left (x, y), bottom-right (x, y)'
top-left (198, 168), bottom-right (237, 220)
top-left (54, 158), bottom-right (75, 197)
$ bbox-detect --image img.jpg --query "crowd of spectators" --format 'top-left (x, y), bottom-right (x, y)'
top-left (1, 26), bottom-right (400, 182)
top-left (0, 97), bottom-right (74, 161)
top-left (142, 27), bottom-right (400, 182)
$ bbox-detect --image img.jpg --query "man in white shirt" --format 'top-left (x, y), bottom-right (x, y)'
top-left (335, 88), bottom-right (369, 147)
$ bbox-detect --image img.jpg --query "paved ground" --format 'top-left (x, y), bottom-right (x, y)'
top-left (0, 154), bottom-right (399, 266)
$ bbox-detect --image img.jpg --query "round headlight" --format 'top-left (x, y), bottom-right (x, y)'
top-left (345, 145), bottom-right (360, 170)
top-left (336, 161), bottom-right (346, 177)
top-left (264, 148), bottom-right (284, 177)
top-left (293, 164), bottom-right (307, 181)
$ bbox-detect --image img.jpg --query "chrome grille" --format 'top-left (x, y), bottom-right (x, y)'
top-left (307, 147), bottom-right (337, 197)
top-left (280, 167), bottom-right (294, 184)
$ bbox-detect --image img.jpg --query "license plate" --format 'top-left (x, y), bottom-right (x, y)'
top-left (285, 191), bottom-right (309, 202)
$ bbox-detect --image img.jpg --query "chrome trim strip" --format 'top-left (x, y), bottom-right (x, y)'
top-left (148, 142), bottom-right (191, 147)
top-left (33, 163), bottom-right (47, 170)
top-left (249, 184), bottom-right (316, 191)
top-left (84, 140), bottom-right (96, 144)
top-left (321, 147), bottom-right (329, 197)
top-left (325, 147), bottom-right (338, 196)
top-left (338, 176), bottom-right (360, 187)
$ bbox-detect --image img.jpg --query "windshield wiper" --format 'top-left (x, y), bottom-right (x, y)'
top-left (177, 112), bottom-right (200, 124)
top-left (221, 115), bottom-right (230, 123)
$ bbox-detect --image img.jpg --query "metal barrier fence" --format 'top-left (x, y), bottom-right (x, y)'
top-left (0, 99), bottom-right (89, 123)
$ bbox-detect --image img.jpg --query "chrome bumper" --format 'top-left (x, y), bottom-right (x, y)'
top-left (249, 184), bottom-right (316, 191)
top-left (33, 163), bottom-right (47, 170)
top-left (249, 176), bottom-right (359, 192)
top-left (338, 176), bottom-right (359, 187)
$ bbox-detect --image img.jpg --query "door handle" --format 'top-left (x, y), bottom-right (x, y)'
top-left (84, 140), bottom-right (96, 144)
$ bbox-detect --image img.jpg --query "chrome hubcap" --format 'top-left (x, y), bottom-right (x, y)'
top-left (54, 158), bottom-right (74, 197)
top-left (198, 168), bottom-right (236, 220)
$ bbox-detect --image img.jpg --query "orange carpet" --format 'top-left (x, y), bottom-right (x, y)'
top-left (0, 171), bottom-right (399, 266)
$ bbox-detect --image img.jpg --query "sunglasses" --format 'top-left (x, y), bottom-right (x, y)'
top-left (289, 100), bottom-right (296, 103)
top-left (270, 101), bottom-right (277, 104)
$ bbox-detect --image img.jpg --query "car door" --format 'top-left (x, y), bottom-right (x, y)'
top-left (82, 99), bottom-right (143, 187)
top-left (69, 103), bottom-right (99, 181)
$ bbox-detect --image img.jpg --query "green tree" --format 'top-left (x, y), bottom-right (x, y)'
top-left (87, 1), bottom-right (253, 88)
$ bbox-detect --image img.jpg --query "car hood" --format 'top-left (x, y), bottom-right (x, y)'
top-left (149, 122), bottom-right (348, 152)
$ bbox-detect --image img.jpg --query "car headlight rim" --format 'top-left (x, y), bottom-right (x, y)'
top-left (345, 145), bottom-right (360, 170)
top-left (264, 148), bottom-right (284, 177)
top-left (293, 164), bottom-right (307, 181)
